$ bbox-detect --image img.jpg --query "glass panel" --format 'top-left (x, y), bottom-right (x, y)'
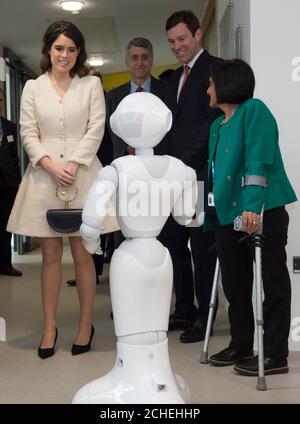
top-left (219, 1), bottom-right (234, 59)
top-left (3, 50), bottom-right (39, 254)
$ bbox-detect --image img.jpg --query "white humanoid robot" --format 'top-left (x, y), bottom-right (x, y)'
top-left (72, 92), bottom-right (198, 404)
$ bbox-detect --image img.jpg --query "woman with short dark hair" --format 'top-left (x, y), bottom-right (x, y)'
top-left (210, 59), bottom-right (255, 104)
top-left (205, 59), bottom-right (297, 376)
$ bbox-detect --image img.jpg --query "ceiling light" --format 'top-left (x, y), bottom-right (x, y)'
top-left (59, 1), bottom-right (85, 14)
top-left (88, 57), bottom-right (104, 67)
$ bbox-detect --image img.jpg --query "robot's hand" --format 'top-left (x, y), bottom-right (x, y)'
top-left (83, 238), bottom-right (103, 255)
top-left (196, 211), bottom-right (205, 227)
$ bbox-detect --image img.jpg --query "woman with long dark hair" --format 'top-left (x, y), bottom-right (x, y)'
top-left (8, 21), bottom-right (116, 358)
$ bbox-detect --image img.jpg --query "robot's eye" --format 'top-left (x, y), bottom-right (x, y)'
top-left (119, 112), bottom-right (143, 138)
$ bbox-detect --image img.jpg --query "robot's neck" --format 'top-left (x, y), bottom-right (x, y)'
top-left (135, 147), bottom-right (154, 156)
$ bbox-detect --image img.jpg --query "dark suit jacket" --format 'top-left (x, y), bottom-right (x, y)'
top-left (106, 76), bottom-right (166, 159)
top-left (156, 50), bottom-right (221, 185)
top-left (0, 117), bottom-right (21, 187)
top-left (96, 91), bottom-right (113, 166)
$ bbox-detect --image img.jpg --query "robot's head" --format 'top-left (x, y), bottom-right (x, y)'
top-left (110, 92), bottom-right (172, 149)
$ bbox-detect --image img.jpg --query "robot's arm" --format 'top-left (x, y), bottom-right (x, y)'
top-left (172, 167), bottom-right (198, 226)
top-left (80, 165), bottom-right (118, 254)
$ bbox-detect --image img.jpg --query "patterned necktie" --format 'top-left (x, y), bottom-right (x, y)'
top-left (135, 86), bottom-right (144, 92)
top-left (128, 145), bottom-right (135, 155)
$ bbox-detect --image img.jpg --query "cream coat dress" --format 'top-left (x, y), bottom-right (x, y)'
top-left (7, 72), bottom-right (118, 237)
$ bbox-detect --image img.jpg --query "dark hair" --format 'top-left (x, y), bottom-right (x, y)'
top-left (210, 59), bottom-right (255, 104)
top-left (126, 37), bottom-right (153, 59)
top-left (166, 10), bottom-right (200, 36)
top-left (158, 68), bottom-right (174, 81)
top-left (89, 69), bottom-right (103, 83)
top-left (40, 20), bottom-right (89, 77)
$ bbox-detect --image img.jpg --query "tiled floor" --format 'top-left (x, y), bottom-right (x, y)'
top-left (0, 245), bottom-right (300, 404)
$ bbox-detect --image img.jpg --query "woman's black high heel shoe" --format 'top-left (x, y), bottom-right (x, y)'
top-left (38, 328), bottom-right (58, 359)
top-left (71, 325), bottom-right (94, 356)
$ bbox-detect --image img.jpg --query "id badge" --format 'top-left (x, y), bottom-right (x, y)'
top-left (208, 192), bottom-right (215, 207)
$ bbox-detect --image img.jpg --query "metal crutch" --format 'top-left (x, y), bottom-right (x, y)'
top-left (252, 232), bottom-right (267, 391)
top-left (238, 229), bottom-right (267, 391)
top-left (200, 255), bottom-right (221, 364)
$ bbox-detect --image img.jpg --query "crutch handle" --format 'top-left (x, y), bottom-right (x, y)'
top-left (238, 232), bottom-right (265, 246)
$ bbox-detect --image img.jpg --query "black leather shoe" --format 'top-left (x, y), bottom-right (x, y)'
top-left (180, 320), bottom-right (210, 343)
top-left (234, 355), bottom-right (289, 376)
top-left (66, 276), bottom-right (100, 286)
top-left (71, 325), bottom-right (95, 355)
top-left (210, 346), bottom-right (254, 366)
top-left (168, 313), bottom-right (193, 331)
top-left (38, 328), bottom-right (58, 359)
top-left (0, 266), bottom-right (22, 277)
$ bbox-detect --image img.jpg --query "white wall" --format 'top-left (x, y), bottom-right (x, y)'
top-left (217, 0), bottom-right (300, 350)
top-left (250, 0), bottom-right (300, 350)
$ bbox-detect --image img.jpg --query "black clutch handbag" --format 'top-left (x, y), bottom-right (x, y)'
top-left (46, 208), bottom-right (82, 233)
top-left (46, 186), bottom-right (82, 233)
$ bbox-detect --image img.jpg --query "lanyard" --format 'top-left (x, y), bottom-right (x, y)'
top-left (211, 159), bottom-right (215, 183)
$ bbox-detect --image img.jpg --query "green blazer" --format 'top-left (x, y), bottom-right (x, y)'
top-left (205, 98), bottom-right (297, 230)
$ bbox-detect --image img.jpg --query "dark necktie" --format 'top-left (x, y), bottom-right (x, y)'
top-left (179, 65), bottom-right (190, 98)
top-left (135, 86), bottom-right (144, 92)
top-left (128, 145), bottom-right (136, 155)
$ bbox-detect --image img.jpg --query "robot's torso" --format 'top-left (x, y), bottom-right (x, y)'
top-left (112, 155), bottom-right (195, 238)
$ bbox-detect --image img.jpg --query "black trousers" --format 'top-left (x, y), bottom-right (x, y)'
top-left (214, 207), bottom-right (291, 359)
top-left (158, 215), bottom-right (216, 322)
top-left (0, 171), bottom-right (17, 267)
